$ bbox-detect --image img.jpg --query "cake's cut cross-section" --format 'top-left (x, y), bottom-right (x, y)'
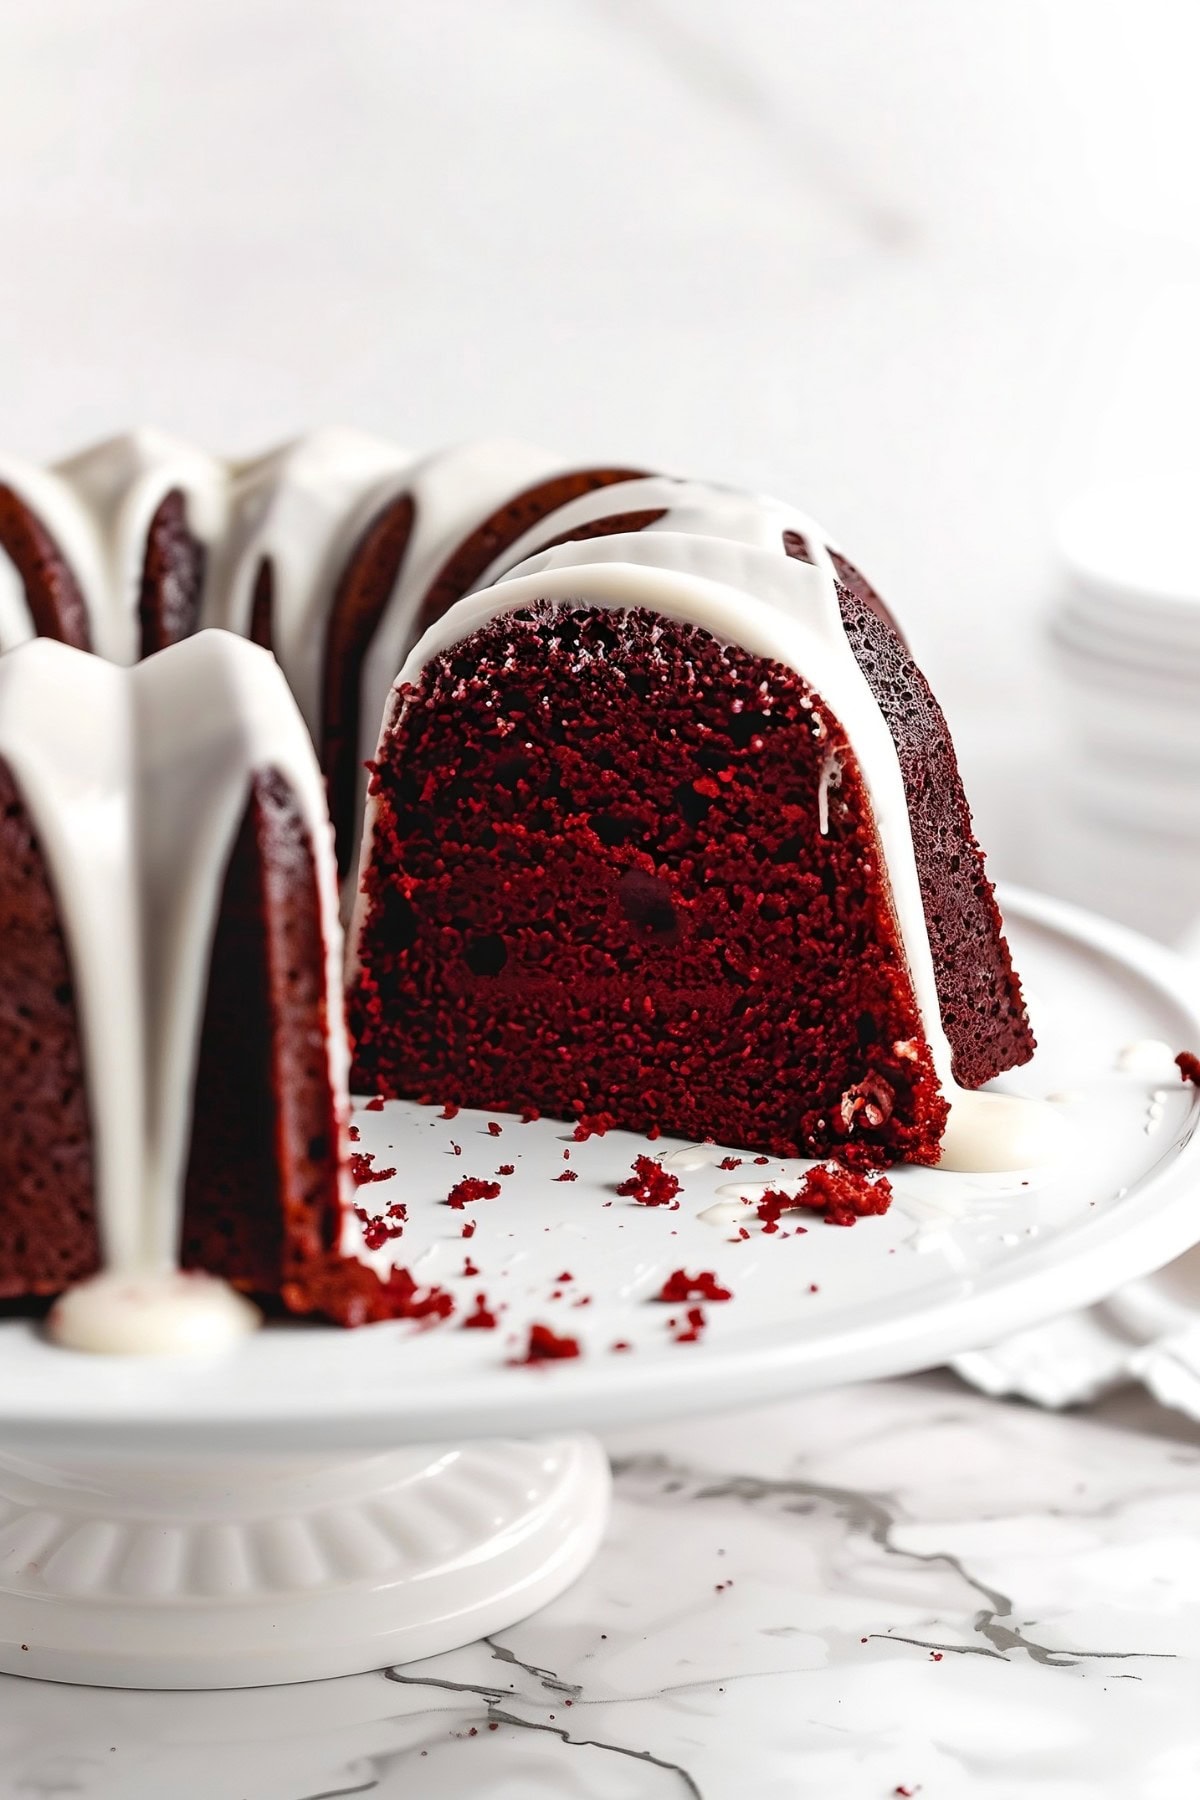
top-left (351, 600), bottom-right (945, 1164)
top-left (350, 517), bottom-right (1033, 1167)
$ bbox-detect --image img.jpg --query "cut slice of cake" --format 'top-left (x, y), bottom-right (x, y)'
top-left (349, 527), bottom-right (1033, 1168)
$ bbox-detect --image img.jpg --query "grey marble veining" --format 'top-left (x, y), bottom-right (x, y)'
top-left (1, 1374), bottom-right (1198, 1798)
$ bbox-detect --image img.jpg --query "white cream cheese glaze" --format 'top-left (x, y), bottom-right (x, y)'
top-left (212, 428), bottom-right (415, 735)
top-left (48, 1269), bottom-right (261, 1357)
top-left (0, 432), bottom-right (593, 843)
top-left (0, 631), bottom-right (347, 1353)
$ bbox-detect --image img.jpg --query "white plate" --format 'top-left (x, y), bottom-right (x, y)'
top-left (2, 886), bottom-right (1200, 1451)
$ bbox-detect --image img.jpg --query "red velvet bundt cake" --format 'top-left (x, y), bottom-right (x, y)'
top-left (0, 431), bottom-right (1034, 1347)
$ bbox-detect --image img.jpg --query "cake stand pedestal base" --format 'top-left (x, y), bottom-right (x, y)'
top-left (0, 1435), bottom-right (610, 1689)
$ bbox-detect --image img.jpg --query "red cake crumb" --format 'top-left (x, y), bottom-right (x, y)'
top-left (611, 1340), bottom-right (632, 1351)
top-left (447, 1176), bottom-right (502, 1209)
top-left (349, 1151), bottom-right (396, 1186)
top-left (384, 1267), bottom-right (454, 1321)
top-left (555, 1169), bottom-right (579, 1182)
top-left (617, 1155), bottom-right (681, 1207)
top-left (511, 1322), bottom-right (582, 1364)
top-left (306, 1263), bottom-right (450, 1325)
top-left (462, 1293), bottom-right (498, 1329)
top-left (461, 1220), bottom-right (477, 1238)
top-left (462, 1255), bottom-right (480, 1276)
top-left (357, 1210), bottom-right (404, 1251)
top-left (348, 1123), bottom-right (360, 1142)
top-left (557, 1270), bottom-right (574, 1281)
top-left (799, 1163), bottom-right (893, 1226)
top-left (757, 1165), bottom-right (893, 1230)
top-left (755, 1190), bottom-right (803, 1235)
top-left (655, 1269), bottom-right (732, 1303)
top-left (753, 1156), bottom-right (769, 1165)
top-left (387, 1202), bottom-right (407, 1221)
top-left (497, 1163), bottom-right (515, 1175)
top-left (439, 1102), bottom-right (460, 1119)
top-left (450, 1140), bottom-right (462, 1156)
top-left (895, 1787), bottom-right (921, 1797)
top-left (520, 1105), bottom-right (540, 1122)
top-left (573, 1114), bottom-right (615, 1140)
top-left (1176, 1051), bottom-right (1200, 1086)
top-left (487, 1121), bottom-right (503, 1135)
top-left (673, 1305), bottom-right (706, 1342)
top-left (364, 1095), bottom-right (385, 1112)
top-left (717, 1156), bottom-right (742, 1171)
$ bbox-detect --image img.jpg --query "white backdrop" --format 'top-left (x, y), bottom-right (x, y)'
top-left (2, 0), bottom-right (1198, 885)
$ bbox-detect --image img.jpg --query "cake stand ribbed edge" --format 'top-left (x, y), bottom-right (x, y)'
top-left (0, 1435), bottom-right (610, 1688)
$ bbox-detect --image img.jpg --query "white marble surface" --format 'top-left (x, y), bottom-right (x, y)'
top-left (1, 1376), bottom-right (1197, 1798)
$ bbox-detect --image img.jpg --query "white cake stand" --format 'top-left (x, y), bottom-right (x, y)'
top-left (1, 888), bottom-right (1199, 1690)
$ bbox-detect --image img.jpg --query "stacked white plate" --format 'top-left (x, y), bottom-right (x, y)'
top-left (1047, 469), bottom-right (1200, 943)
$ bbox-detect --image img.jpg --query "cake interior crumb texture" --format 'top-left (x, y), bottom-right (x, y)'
top-left (352, 601), bottom-right (957, 1167)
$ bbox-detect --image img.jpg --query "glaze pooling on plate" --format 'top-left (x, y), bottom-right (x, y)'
top-left (49, 1269), bottom-right (261, 1356)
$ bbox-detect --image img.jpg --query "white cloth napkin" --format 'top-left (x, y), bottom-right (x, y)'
top-left (952, 991), bottom-right (1200, 1419)
top-left (952, 1306), bottom-right (1200, 1417)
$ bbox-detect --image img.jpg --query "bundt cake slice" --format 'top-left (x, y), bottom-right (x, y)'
top-left (349, 530), bottom-right (1033, 1166)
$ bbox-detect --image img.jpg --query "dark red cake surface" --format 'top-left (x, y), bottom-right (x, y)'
top-left (322, 494), bottom-right (416, 870)
top-left (0, 486), bottom-right (91, 649)
top-left (137, 488), bottom-right (207, 658)
top-left (180, 768), bottom-right (365, 1322)
top-left (0, 759), bottom-right (100, 1295)
top-left (247, 558), bottom-right (276, 651)
top-left (351, 601), bottom-right (950, 1165)
top-left (834, 584), bottom-right (1033, 1087)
